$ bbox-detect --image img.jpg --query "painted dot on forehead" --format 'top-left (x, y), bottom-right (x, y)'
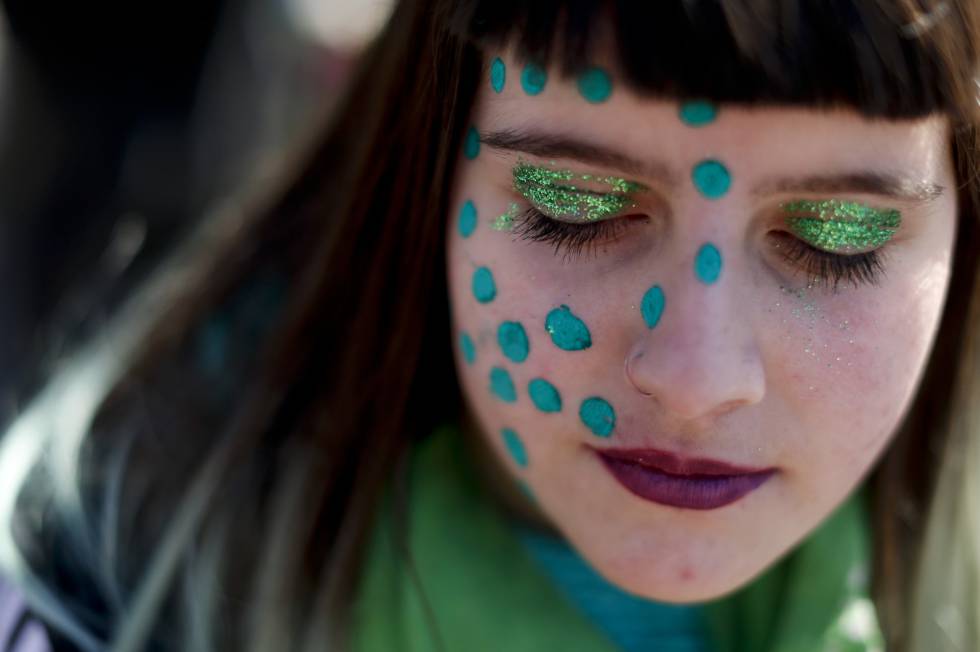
top-left (472, 267), bottom-right (497, 303)
top-left (640, 284), bottom-right (666, 329)
top-left (459, 331), bottom-right (476, 365)
top-left (490, 57), bottom-right (506, 93)
top-left (489, 367), bottom-right (517, 403)
top-left (520, 63), bottom-right (547, 95)
top-left (576, 66), bottom-right (612, 103)
top-left (463, 126), bottom-right (481, 160)
top-left (528, 378), bottom-right (562, 413)
top-left (679, 101), bottom-right (717, 126)
top-left (695, 243), bottom-right (723, 285)
top-left (458, 200), bottom-right (477, 238)
top-left (545, 305), bottom-right (593, 351)
top-left (501, 428), bottom-right (529, 467)
top-left (580, 397), bottom-right (616, 437)
top-left (691, 159), bottom-right (731, 199)
top-left (497, 321), bottom-right (530, 363)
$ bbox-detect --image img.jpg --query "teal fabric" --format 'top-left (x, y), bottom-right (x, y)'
top-left (515, 525), bottom-right (711, 652)
top-left (352, 425), bottom-right (885, 652)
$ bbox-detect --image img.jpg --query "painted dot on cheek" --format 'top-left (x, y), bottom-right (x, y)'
top-left (458, 200), bottom-right (477, 238)
top-left (576, 67), bottom-right (612, 103)
top-left (501, 428), bottom-right (528, 467)
top-left (463, 126), bottom-right (481, 160)
top-left (679, 101), bottom-right (717, 126)
top-left (521, 63), bottom-right (547, 95)
top-left (691, 159), bottom-right (731, 199)
top-left (459, 332), bottom-right (476, 365)
top-left (489, 367), bottom-right (517, 403)
top-left (490, 57), bottom-right (506, 93)
top-left (472, 267), bottom-right (497, 303)
top-left (528, 378), bottom-right (562, 413)
top-left (640, 285), bottom-right (665, 329)
top-left (694, 243), bottom-right (723, 285)
top-left (545, 305), bottom-right (593, 351)
top-left (580, 397), bottom-right (616, 437)
top-left (497, 321), bottom-right (529, 363)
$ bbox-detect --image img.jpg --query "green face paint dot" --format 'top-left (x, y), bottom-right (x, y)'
top-left (501, 428), bottom-right (528, 467)
top-left (458, 200), bottom-right (477, 238)
top-left (577, 67), bottom-right (612, 103)
top-left (679, 101), bottom-right (717, 126)
top-left (459, 331), bottom-right (476, 365)
top-left (580, 397), bottom-right (616, 437)
top-left (528, 378), bottom-right (562, 413)
top-left (692, 159), bottom-right (731, 199)
top-left (463, 126), bottom-right (481, 160)
top-left (489, 366), bottom-right (517, 403)
top-left (497, 321), bottom-right (529, 363)
top-left (520, 63), bottom-right (547, 95)
top-left (695, 243), bottom-right (723, 284)
top-left (640, 284), bottom-right (665, 329)
top-left (490, 57), bottom-right (506, 93)
top-left (545, 304), bottom-right (592, 351)
top-left (472, 267), bottom-right (497, 303)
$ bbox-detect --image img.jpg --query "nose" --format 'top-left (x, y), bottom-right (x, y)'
top-left (625, 278), bottom-right (766, 423)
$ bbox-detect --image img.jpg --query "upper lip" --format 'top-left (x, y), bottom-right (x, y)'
top-left (592, 446), bottom-right (775, 476)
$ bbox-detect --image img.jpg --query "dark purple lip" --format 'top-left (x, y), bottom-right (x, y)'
top-left (593, 448), bottom-right (777, 510)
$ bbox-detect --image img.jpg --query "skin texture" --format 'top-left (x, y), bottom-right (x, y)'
top-left (446, 50), bottom-right (957, 603)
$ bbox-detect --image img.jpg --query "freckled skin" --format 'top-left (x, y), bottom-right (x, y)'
top-left (446, 48), bottom-right (957, 603)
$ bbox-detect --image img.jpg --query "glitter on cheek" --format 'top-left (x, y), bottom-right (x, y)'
top-left (492, 203), bottom-right (520, 231)
top-left (580, 396), bottom-right (616, 437)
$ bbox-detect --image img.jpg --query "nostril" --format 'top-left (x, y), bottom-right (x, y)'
top-left (625, 351), bottom-right (653, 396)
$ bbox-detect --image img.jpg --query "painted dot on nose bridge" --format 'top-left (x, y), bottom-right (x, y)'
top-left (472, 267), bottom-right (497, 303)
top-left (463, 126), bottom-right (481, 160)
top-left (692, 159), bottom-right (731, 199)
top-left (458, 200), bottom-right (477, 238)
top-left (545, 305), bottom-right (593, 351)
top-left (521, 63), bottom-right (547, 95)
top-left (528, 378), bottom-right (562, 413)
top-left (502, 428), bottom-right (529, 467)
top-left (580, 397), bottom-right (616, 437)
top-left (490, 57), bottom-right (506, 93)
top-left (695, 243), bottom-right (723, 285)
top-left (640, 285), bottom-right (666, 329)
top-left (498, 321), bottom-right (529, 363)
top-left (490, 367), bottom-right (517, 402)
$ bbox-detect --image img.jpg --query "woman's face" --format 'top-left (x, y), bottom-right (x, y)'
top-left (446, 50), bottom-right (957, 602)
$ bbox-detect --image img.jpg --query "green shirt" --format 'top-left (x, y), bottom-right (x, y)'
top-left (352, 425), bottom-right (885, 652)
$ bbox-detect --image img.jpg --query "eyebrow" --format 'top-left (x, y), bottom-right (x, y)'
top-left (481, 129), bottom-right (944, 203)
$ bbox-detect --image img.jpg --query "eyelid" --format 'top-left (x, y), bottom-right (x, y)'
top-left (780, 199), bottom-right (902, 252)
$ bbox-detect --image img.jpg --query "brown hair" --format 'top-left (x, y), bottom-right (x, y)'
top-left (1, 1), bottom-right (978, 650)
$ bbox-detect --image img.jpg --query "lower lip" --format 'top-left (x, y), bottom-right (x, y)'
top-left (597, 454), bottom-right (775, 510)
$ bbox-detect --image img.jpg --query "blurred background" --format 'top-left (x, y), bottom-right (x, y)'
top-left (0, 0), bottom-right (394, 429)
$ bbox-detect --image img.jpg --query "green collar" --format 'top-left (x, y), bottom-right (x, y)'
top-left (352, 425), bottom-right (884, 651)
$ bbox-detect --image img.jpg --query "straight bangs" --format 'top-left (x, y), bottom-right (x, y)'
top-left (449, 0), bottom-right (980, 121)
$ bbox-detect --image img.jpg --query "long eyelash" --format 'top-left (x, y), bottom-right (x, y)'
top-left (511, 207), bottom-right (628, 261)
top-left (776, 236), bottom-right (887, 291)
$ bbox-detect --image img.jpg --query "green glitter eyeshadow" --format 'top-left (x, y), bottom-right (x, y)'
top-left (512, 161), bottom-right (647, 222)
top-left (782, 200), bottom-right (901, 251)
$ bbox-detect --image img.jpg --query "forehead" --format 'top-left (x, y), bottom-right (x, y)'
top-left (475, 51), bottom-right (951, 183)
